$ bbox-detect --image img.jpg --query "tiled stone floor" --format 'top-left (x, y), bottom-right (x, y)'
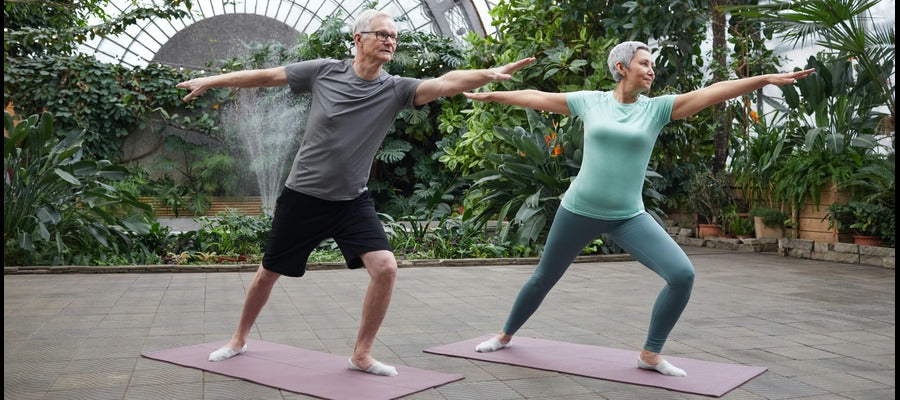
top-left (4, 246), bottom-right (895, 399)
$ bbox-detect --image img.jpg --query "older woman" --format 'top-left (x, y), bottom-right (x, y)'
top-left (465, 41), bottom-right (813, 377)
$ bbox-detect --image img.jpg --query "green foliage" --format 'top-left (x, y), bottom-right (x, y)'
top-left (749, 207), bottom-right (789, 228)
top-left (686, 169), bottom-right (735, 226)
top-left (192, 210), bottom-right (272, 256)
top-left (724, 209), bottom-right (755, 236)
top-left (731, 110), bottom-right (796, 208)
top-left (846, 154), bottom-right (894, 210)
top-left (4, 55), bottom-right (226, 160)
top-left (725, 0), bottom-right (895, 130)
top-left (4, 0), bottom-right (192, 58)
top-left (4, 112), bottom-right (153, 265)
top-left (465, 110), bottom-right (582, 246)
top-left (769, 55), bottom-right (882, 211)
top-left (825, 201), bottom-right (894, 246)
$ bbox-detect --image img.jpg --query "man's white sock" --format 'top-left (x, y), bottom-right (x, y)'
top-left (637, 357), bottom-right (687, 377)
top-left (208, 344), bottom-right (247, 362)
top-left (348, 359), bottom-right (399, 377)
top-left (475, 337), bottom-right (511, 353)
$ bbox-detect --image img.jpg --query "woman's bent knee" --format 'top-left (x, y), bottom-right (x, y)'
top-left (670, 266), bottom-right (694, 288)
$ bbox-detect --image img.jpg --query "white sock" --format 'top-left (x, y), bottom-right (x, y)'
top-left (475, 337), bottom-right (511, 353)
top-left (637, 357), bottom-right (687, 377)
top-left (208, 344), bottom-right (247, 362)
top-left (348, 358), bottom-right (398, 377)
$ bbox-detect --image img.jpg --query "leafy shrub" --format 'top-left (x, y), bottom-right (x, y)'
top-left (4, 112), bottom-right (153, 265)
top-left (749, 207), bottom-right (789, 228)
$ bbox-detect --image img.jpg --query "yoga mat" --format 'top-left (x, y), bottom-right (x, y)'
top-left (424, 335), bottom-right (766, 397)
top-left (142, 340), bottom-right (463, 400)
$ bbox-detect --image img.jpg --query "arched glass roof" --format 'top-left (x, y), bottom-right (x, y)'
top-left (77, 0), bottom-right (498, 68)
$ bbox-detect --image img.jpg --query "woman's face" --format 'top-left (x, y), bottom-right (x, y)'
top-left (624, 49), bottom-right (655, 90)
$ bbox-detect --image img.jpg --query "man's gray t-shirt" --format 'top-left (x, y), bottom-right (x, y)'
top-left (284, 58), bottom-right (422, 200)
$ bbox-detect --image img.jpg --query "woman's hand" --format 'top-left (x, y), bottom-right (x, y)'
top-left (768, 68), bottom-right (816, 86)
top-left (463, 91), bottom-right (494, 103)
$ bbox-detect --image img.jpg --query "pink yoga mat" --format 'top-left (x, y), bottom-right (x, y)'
top-left (142, 340), bottom-right (463, 400)
top-left (424, 335), bottom-right (766, 397)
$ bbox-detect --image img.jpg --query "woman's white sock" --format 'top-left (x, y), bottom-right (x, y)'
top-left (637, 357), bottom-right (687, 377)
top-left (208, 344), bottom-right (247, 362)
top-left (348, 359), bottom-right (399, 377)
top-left (475, 337), bottom-right (511, 353)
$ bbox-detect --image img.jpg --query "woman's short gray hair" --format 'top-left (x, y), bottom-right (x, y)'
top-left (607, 41), bottom-right (650, 82)
top-left (353, 9), bottom-right (393, 34)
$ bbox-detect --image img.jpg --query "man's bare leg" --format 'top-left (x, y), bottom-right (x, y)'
top-left (347, 250), bottom-right (398, 376)
top-left (209, 265), bottom-right (281, 361)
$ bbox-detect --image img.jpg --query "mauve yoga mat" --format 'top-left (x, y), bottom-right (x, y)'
top-left (142, 340), bottom-right (463, 400)
top-left (424, 335), bottom-right (766, 397)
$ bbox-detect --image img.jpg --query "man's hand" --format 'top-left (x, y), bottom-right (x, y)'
top-left (488, 57), bottom-right (536, 81)
top-left (175, 78), bottom-right (209, 102)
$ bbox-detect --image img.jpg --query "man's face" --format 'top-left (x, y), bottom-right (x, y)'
top-left (355, 16), bottom-right (398, 64)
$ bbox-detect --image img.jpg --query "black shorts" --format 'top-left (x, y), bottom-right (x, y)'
top-left (262, 188), bottom-right (392, 277)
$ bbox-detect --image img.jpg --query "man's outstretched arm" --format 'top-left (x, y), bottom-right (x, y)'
top-left (413, 57), bottom-right (535, 106)
top-left (176, 66), bottom-right (289, 102)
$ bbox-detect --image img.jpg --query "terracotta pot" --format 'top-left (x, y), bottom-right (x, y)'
top-left (697, 224), bottom-right (723, 238)
top-left (853, 235), bottom-right (883, 247)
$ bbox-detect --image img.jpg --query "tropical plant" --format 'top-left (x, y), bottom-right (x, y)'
top-left (749, 207), bottom-right (790, 228)
top-left (686, 169), bottom-right (735, 226)
top-left (192, 210), bottom-right (272, 256)
top-left (465, 109), bottom-right (583, 246)
top-left (724, 209), bottom-right (755, 237)
top-left (725, 0), bottom-right (895, 139)
top-left (4, 112), bottom-right (153, 265)
top-left (769, 55), bottom-right (881, 211)
top-left (730, 109), bottom-right (797, 208)
top-left (824, 201), bottom-right (894, 246)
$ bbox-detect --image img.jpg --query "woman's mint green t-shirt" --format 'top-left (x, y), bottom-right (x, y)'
top-left (562, 91), bottom-right (677, 220)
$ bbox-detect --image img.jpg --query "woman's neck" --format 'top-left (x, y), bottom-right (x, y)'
top-left (613, 84), bottom-right (641, 104)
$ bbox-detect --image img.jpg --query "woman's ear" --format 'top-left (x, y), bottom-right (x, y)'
top-left (615, 62), bottom-right (628, 79)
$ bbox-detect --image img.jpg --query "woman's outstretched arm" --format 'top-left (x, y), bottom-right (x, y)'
top-left (671, 68), bottom-right (815, 120)
top-left (464, 90), bottom-right (571, 115)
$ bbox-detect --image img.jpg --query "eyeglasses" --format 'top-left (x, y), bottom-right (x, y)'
top-left (360, 31), bottom-right (399, 42)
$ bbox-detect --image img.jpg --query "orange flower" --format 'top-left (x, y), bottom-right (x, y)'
top-left (519, 151), bottom-right (526, 157)
top-left (551, 145), bottom-right (562, 156)
top-left (544, 132), bottom-right (557, 146)
top-left (212, 103), bottom-right (220, 110)
top-left (749, 110), bottom-right (759, 123)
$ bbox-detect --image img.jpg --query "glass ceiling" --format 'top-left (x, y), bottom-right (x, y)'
top-left (78, 0), bottom-right (498, 68)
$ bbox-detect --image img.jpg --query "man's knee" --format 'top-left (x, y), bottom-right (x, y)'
top-left (363, 251), bottom-right (398, 282)
top-left (255, 265), bottom-right (282, 285)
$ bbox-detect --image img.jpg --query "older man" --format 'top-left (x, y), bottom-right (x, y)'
top-left (176, 9), bottom-right (533, 376)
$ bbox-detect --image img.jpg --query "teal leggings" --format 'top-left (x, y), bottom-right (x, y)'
top-left (502, 207), bottom-right (694, 353)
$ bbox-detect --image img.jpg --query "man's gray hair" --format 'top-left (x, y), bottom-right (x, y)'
top-left (607, 41), bottom-right (650, 82)
top-left (353, 9), bottom-right (393, 34)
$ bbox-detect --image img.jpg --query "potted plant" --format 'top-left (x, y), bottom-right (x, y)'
top-left (824, 202), bottom-right (892, 246)
top-left (748, 207), bottom-right (788, 239)
top-left (687, 169), bottom-right (734, 238)
top-left (725, 210), bottom-right (755, 239)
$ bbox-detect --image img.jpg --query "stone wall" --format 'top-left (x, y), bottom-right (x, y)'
top-left (667, 227), bottom-right (894, 269)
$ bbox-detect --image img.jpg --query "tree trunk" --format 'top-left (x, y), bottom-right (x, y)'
top-left (710, 0), bottom-right (730, 173)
